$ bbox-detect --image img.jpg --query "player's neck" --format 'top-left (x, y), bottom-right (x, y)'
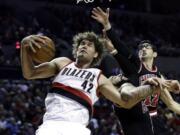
top-left (142, 59), bottom-right (154, 70)
top-left (75, 59), bottom-right (91, 69)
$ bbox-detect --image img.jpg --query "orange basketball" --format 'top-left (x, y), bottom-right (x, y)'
top-left (30, 35), bottom-right (55, 63)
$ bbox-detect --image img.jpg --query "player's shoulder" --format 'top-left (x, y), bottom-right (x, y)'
top-left (52, 57), bottom-right (71, 62)
top-left (51, 57), bottom-right (72, 70)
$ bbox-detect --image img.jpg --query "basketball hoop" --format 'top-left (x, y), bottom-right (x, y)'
top-left (76, 0), bottom-right (94, 4)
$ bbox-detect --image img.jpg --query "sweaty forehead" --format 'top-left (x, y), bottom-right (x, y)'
top-left (81, 39), bottom-right (93, 43)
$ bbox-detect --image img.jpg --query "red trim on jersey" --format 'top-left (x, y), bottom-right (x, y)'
top-left (142, 62), bottom-right (157, 72)
top-left (138, 62), bottom-right (157, 73)
top-left (52, 82), bottom-right (92, 106)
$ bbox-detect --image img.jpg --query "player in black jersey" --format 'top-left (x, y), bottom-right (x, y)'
top-left (91, 7), bottom-right (180, 135)
top-left (109, 40), bottom-right (180, 135)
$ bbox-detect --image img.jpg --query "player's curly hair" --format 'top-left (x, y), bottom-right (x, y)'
top-left (72, 32), bottom-right (104, 67)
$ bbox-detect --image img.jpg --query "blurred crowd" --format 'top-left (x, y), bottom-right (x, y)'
top-left (0, 3), bottom-right (180, 135)
top-left (0, 4), bottom-right (180, 66)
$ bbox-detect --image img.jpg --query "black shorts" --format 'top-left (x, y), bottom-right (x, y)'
top-left (114, 105), bottom-right (154, 135)
top-left (120, 121), bottom-right (154, 135)
top-left (152, 116), bottom-right (171, 135)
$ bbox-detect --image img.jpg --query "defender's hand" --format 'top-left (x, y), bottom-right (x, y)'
top-left (142, 77), bottom-right (171, 92)
top-left (109, 74), bottom-right (128, 85)
top-left (91, 7), bottom-right (111, 30)
top-left (164, 80), bottom-right (180, 94)
top-left (142, 77), bottom-right (160, 86)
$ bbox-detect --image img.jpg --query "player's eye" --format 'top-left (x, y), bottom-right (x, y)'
top-left (88, 42), bottom-right (93, 46)
top-left (80, 41), bottom-right (86, 45)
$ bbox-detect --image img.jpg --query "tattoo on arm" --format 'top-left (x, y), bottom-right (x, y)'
top-left (121, 84), bottom-right (156, 102)
top-left (120, 83), bottom-right (157, 108)
top-left (132, 85), bottom-right (156, 101)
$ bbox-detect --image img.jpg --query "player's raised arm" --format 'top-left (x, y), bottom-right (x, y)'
top-left (91, 7), bottom-right (132, 57)
top-left (91, 7), bottom-right (111, 31)
top-left (21, 35), bottom-right (71, 79)
top-left (91, 7), bottom-right (140, 71)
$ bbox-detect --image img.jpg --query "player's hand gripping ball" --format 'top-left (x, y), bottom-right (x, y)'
top-left (21, 35), bottom-right (55, 63)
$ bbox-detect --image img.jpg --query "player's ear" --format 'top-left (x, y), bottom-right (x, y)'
top-left (153, 52), bottom-right (157, 58)
top-left (94, 52), bottom-right (98, 58)
top-left (138, 50), bottom-right (142, 59)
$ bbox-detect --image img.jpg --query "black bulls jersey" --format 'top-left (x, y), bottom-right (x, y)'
top-left (138, 63), bottom-right (161, 117)
top-left (114, 74), bottom-right (154, 135)
top-left (106, 28), bottom-right (155, 135)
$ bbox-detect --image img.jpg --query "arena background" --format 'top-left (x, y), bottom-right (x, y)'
top-left (0, 0), bottom-right (180, 134)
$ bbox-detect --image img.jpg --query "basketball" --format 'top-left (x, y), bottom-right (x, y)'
top-left (24, 35), bottom-right (55, 63)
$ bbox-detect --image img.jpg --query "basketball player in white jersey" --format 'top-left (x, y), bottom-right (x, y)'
top-left (21, 32), bottom-right (164, 135)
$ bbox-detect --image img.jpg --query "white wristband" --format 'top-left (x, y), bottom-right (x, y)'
top-left (110, 49), bottom-right (118, 55)
top-left (104, 23), bottom-right (111, 31)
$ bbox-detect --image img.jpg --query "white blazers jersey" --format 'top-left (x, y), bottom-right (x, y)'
top-left (43, 62), bottom-right (101, 126)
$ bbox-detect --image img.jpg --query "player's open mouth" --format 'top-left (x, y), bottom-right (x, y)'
top-left (80, 50), bottom-right (87, 53)
top-left (142, 52), bottom-right (147, 55)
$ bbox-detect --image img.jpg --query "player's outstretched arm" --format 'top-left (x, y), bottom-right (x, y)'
top-left (21, 36), bottom-right (71, 79)
top-left (98, 75), bottom-right (160, 109)
top-left (111, 76), bottom-right (162, 108)
top-left (120, 83), bottom-right (158, 108)
top-left (160, 88), bottom-right (180, 115)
